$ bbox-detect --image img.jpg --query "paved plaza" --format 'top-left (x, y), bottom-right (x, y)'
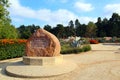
top-left (0, 43), bottom-right (120, 80)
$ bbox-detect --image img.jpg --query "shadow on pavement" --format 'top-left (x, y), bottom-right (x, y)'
top-left (0, 61), bottom-right (24, 77)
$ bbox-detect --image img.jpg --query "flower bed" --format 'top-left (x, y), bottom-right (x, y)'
top-left (0, 39), bottom-right (27, 60)
top-left (0, 39), bottom-right (27, 44)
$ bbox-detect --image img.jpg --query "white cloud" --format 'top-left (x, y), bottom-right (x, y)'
top-left (74, 2), bottom-right (94, 12)
top-left (104, 3), bottom-right (120, 18)
top-left (79, 17), bottom-right (97, 24)
top-left (9, 0), bottom-right (96, 26)
top-left (37, 9), bottom-right (78, 25)
top-left (12, 17), bottom-right (24, 22)
top-left (9, 0), bottom-right (78, 26)
top-left (9, 0), bottom-right (36, 18)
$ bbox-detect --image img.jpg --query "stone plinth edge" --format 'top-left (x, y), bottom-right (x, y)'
top-left (23, 55), bottom-right (63, 66)
top-left (6, 60), bottom-right (77, 78)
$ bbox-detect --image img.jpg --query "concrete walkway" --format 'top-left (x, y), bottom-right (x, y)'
top-left (0, 43), bottom-right (120, 80)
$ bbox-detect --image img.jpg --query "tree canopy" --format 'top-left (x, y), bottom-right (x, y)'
top-left (43, 13), bottom-right (120, 38)
top-left (16, 13), bottom-right (120, 39)
top-left (0, 0), bottom-right (18, 39)
top-left (1, 1), bottom-right (120, 39)
top-left (86, 22), bottom-right (97, 37)
top-left (17, 24), bottom-right (40, 39)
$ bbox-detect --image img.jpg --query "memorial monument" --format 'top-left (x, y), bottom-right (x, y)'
top-left (23, 29), bottom-right (62, 65)
top-left (25, 29), bottom-right (61, 57)
top-left (6, 29), bottom-right (77, 78)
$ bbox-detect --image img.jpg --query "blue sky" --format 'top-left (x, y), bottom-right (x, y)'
top-left (9, 0), bottom-right (120, 28)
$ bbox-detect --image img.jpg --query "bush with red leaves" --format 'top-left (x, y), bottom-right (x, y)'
top-left (89, 39), bottom-right (99, 44)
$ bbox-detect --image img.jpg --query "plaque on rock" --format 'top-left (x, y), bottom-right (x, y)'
top-left (25, 29), bottom-right (61, 57)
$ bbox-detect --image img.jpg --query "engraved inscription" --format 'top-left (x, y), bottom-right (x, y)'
top-left (30, 37), bottom-right (49, 48)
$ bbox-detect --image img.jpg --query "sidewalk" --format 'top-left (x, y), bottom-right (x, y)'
top-left (0, 43), bottom-right (120, 80)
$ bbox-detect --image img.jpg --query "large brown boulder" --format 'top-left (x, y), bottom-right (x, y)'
top-left (25, 29), bottom-right (61, 57)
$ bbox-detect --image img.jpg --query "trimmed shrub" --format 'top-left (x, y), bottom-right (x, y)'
top-left (89, 39), bottom-right (99, 44)
top-left (0, 43), bottom-right (25, 60)
top-left (82, 45), bottom-right (91, 52)
top-left (0, 39), bottom-right (26, 60)
top-left (61, 45), bottom-right (91, 54)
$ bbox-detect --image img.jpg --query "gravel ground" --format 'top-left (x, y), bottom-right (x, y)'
top-left (0, 43), bottom-right (120, 80)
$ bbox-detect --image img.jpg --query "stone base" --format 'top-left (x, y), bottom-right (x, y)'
top-left (23, 55), bottom-right (63, 66)
top-left (6, 55), bottom-right (77, 78)
top-left (5, 61), bottom-right (77, 78)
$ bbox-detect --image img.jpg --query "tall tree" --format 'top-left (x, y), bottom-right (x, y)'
top-left (63, 26), bottom-right (71, 38)
top-left (85, 21), bottom-right (97, 37)
top-left (17, 24), bottom-right (40, 39)
top-left (44, 24), bottom-right (52, 32)
top-left (68, 20), bottom-right (74, 29)
top-left (81, 24), bottom-right (87, 37)
top-left (56, 24), bottom-right (64, 38)
top-left (101, 18), bottom-right (108, 37)
top-left (75, 19), bottom-right (80, 29)
top-left (108, 13), bottom-right (120, 37)
top-left (0, 0), bottom-right (11, 25)
top-left (0, 0), bottom-right (18, 39)
top-left (96, 17), bottom-right (106, 37)
top-left (75, 19), bottom-right (81, 36)
top-left (0, 25), bottom-right (18, 38)
top-left (68, 20), bottom-right (75, 36)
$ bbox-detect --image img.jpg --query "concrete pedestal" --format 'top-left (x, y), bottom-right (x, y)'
top-left (23, 55), bottom-right (63, 66)
top-left (5, 55), bottom-right (77, 78)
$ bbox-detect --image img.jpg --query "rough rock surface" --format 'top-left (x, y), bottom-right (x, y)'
top-left (25, 29), bottom-right (61, 57)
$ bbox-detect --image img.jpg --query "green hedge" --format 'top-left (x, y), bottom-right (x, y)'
top-left (0, 43), bottom-right (25, 60)
top-left (61, 45), bottom-right (91, 54)
top-left (0, 43), bottom-right (91, 60)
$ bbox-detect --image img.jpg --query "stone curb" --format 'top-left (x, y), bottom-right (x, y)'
top-left (5, 61), bottom-right (77, 78)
